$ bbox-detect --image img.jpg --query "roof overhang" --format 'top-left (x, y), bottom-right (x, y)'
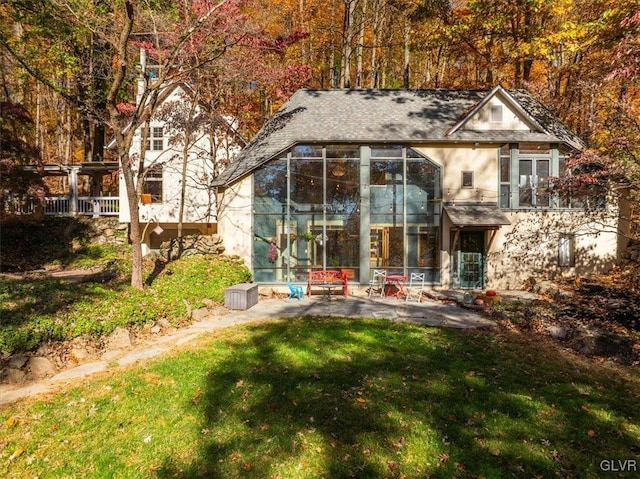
top-left (444, 205), bottom-right (511, 229)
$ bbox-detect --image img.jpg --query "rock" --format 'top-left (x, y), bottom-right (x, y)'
top-left (548, 325), bottom-right (569, 340)
top-left (8, 355), bottom-right (28, 369)
top-left (533, 280), bottom-right (559, 296)
top-left (70, 347), bottom-right (90, 363)
top-left (192, 307), bottom-right (210, 321)
top-left (150, 325), bottom-right (161, 334)
top-left (107, 327), bottom-right (131, 350)
top-left (201, 298), bottom-right (216, 309)
top-left (157, 318), bottom-right (172, 329)
top-left (6, 369), bottom-right (27, 384)
top-left (27, 357), bottom-right (57, 378)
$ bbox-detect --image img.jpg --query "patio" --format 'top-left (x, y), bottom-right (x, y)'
top-left (245, 289), bottom-right (496, 329)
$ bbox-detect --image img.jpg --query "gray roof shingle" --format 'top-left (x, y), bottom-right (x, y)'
top-left (214, 87), bottom-right (584, 186)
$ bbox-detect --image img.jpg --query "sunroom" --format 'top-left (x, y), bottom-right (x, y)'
top-left (251, 144), bottom-right (441, 284)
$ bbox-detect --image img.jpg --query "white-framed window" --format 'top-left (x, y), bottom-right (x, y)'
top-left (518, 157), bottom-right (550, 207)
top-left (558, 234), bottom-right (575, 267)
top-left (462, 171), bottom-right (474, 188)
top-left (145, 126), bottom-right (164, 151)
top-left (142, 164), bottom-right (163, 203)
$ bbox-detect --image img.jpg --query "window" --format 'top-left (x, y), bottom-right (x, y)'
top-left (145, 126), bottom-right (164, 151)
top-left (462, 171), bottom-right (474, 188)
top-left (490, 105), bottom-right (503, 123)
top-left (558, 234), bottom-right (575, 267)
top-left (518, 158), bottom-right (550, 207)
top-left (499, 145), bottom-right (511, 208)
top-left (142, 165), bottom-right (163, 203)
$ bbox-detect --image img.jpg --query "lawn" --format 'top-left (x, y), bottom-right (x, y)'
top-left (0, 255), bottom-right (252, 353)
top-left (1, 318), bottom-right (639, 478)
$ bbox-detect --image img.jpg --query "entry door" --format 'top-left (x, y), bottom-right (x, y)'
top-left (458, 231), bottom-right (484, 289)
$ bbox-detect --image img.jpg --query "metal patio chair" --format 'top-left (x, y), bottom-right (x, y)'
top-left (405, 272), bottom-right (425, 303)
top-left (368, 269), bottom-right (387, 298)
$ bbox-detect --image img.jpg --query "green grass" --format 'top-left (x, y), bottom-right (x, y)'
top-left (0, 255), bottom-right (252, 353)
top-left (1, 319), bottom-right (638, 478)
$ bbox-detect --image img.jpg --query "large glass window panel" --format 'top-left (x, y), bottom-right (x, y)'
top-left (325, 154), bottom-right (360, 276)
top-left (290, 159), bottom-right (323, 208)
top-left (371, 145), bottom-right (402, 158)
top-left (254, 158), bottom-right (287, 211)
top-left (292, 145), bottom-right (322, 158)
top-left (536, 159), bottom-right (550, 207)
top-left (500, 185), bottom-right (511, 209)
top-left (518, 159), bottom-right (533, 206)
top-left (500, 155), bottom-right (510, 183)
top-left (370, 159), bottom-right (404, 222)
top-left (253, 158), bottom-right (287, 282)
top-left (406, 159), bottom-right (440, 217)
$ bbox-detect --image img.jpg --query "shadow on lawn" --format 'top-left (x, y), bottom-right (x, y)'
top-left (157, 319), bottom-right (640, 478)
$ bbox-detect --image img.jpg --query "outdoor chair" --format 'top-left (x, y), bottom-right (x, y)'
top-left (368, 269), bottom-right (387, 298)
top-left (287, 281), bottom-right (304, 300)
top-left (405, 272), bottom-right (425, 303)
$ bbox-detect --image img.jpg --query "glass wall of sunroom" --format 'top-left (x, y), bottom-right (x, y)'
top-left (252, 145), bottom-right (442, 284)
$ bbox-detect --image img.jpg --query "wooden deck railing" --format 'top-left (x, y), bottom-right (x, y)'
top-left (3, 196), bottom-right (120, 217)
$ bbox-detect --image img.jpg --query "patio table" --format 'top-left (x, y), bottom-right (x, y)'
top-left (384, 274), bottom-right (407, 298)
top-left (318, 281), bottom-right (344, 300)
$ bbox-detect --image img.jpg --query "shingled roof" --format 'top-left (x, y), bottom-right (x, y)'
top-left (214, 86), bottom-right (584, 186)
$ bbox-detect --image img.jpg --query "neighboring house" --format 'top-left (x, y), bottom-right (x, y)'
top-left (213, 86), bottom-right (627, 289)
top-left (118, 82), bottom-right (246, 253)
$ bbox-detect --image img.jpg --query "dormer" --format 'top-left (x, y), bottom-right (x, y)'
top-left (447, 85), bottom-right (544, 135)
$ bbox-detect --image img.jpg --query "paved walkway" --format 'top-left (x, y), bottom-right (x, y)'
top-left (0, 295), bottom-right (494, 406)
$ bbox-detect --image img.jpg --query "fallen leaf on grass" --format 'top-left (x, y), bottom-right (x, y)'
top-left (4, 417), bottom-right (18, 428)
top-left (8, 447), bottom-right (24, 461)
top-left (587, 430), bottom-right (596, 437)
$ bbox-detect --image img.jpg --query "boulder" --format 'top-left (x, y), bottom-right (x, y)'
top-left (27, 357), bottom-right (57, 378)
top-left (107, 327), bottom-right (131, 350)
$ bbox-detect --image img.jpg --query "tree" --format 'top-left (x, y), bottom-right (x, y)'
top-left (0, 100), bottom-right (44, 216)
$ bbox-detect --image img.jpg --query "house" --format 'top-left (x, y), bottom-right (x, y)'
top-left (212, 86), bottom-right (627, 289)
top-left (118, 82), bottom-right (246, 253)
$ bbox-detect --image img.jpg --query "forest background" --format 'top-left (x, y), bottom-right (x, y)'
top-left (1, 0), bottom-right (639, 288)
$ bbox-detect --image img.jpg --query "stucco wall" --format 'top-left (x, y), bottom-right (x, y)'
top-left (216, 176), bottom-right (253, 269)
top-left (416, 145), bottom-right (500, 204)
top-left (485, 208), bottom-right (620, 289)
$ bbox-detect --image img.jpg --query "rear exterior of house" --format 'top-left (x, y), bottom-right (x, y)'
top-left (213, 87), bottom-right (625, 290)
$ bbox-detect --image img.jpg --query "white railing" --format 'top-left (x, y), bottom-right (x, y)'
top-left (74, 197), bottom-right (120, 217)
top-left (2, 196), bottom-right (119, 217)
top-left (43, 197), bottom-right (70, 215)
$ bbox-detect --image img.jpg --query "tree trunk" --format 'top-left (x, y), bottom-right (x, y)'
top-left (340, 0), bottom-right (357, 88)
top-left (121, 151), bottom-right (145, 290)
top-left (356, 0), bottom-right (368, 88)
top-left (403, 17), bottom-right (410, 88)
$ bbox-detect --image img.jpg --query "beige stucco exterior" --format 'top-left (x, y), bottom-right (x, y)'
top-left (216, 176), bottom-right (253, 264)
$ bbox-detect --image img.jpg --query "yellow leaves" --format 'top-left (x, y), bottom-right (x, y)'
top-left (4, 417), bottom-right (19, 428)
top-left (8, 447), bottom-right (24, 461)
top-left (192, 387), bottom-right (202, 405)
